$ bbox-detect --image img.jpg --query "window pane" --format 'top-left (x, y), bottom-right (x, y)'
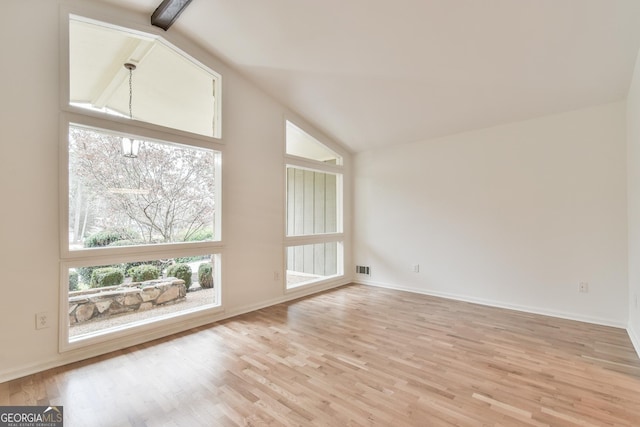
top-left (68, 254), bottom-right (220, 340)
top-left (286, 121), bottom-right (342, 165)
top-left (69, 125), bottom-right (218, 250)
top-left (286, 242), bottom-right (341, 288)
top-left (287, 167), bottom-right (339, 236)
top-left (69, 17), bottom-right (219, 138)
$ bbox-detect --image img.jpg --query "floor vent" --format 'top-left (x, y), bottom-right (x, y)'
top-left (356, 265), bottom-right (371, 276)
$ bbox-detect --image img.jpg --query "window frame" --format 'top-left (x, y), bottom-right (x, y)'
top-left (284, 119), bottom-right (346, 291)
top-left (62, 114), bottom-right (223, 259)
top-left (59, 8), bottom-right (225, 352)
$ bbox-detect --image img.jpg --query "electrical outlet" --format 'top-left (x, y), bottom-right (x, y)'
top-left (579, 282), bottom-right (589, 293)
top-left (274, 271), bottom-right (280, 281)
top-left (35, 312), bottom-right (50, 330)
top-left (412, 264), bottom-right (420, 273)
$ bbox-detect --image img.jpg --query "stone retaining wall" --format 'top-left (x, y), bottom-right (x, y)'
top-left (69, 278), bottom-right (186, 324)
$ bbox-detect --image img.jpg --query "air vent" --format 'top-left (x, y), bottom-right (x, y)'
top-left (356, 265), bottom-right (370, 276)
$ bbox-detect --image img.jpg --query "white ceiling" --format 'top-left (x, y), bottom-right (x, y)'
top-left (98, 0), bottom-right (640, 153)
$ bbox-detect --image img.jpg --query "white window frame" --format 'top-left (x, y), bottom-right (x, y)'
top-left (59, 8), bottom-right (225, 352)
top-left (284, 119), bottom-right (346, 291)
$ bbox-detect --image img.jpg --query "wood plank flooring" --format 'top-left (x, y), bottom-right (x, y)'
top-left (2, 284), bottom-right (640, 426)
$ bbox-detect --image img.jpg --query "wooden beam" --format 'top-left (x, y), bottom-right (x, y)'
top-left (151, 0), bottom-right (193, 31)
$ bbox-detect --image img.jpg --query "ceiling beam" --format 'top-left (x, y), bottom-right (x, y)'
top-left (151, 0), bottom-right (193, 31)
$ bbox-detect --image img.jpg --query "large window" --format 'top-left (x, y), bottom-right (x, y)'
top-left (61, 13), bottom-right (223, 350)
top-left (285, 121), bottom-right (344, 289)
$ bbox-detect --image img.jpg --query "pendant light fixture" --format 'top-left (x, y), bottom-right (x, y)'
top-left (122, 62), bottom-right (140, 158)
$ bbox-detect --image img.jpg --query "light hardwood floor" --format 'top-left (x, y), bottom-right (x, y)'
top-left (2, 284), bottom-right (640, 426)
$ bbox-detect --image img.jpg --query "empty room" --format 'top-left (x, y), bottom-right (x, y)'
top-left (1, 0), bottom-right (640, 425)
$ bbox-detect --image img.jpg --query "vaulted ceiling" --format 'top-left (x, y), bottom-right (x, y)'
top-left (99, 0), bottom-right (640, 152)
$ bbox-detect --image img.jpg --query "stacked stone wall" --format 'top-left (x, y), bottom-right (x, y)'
top-left (69, 279), bottom-right (186, 324)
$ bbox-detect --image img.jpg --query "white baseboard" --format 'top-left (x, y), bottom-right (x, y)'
top-left (227, 278), bottom-right (348, 317)
top-left (628, 321), bottom-right (640, 359)
top-left (0, 279), bottom-right (350, 384)
top-left (355, 279), bottom-right (627, 329)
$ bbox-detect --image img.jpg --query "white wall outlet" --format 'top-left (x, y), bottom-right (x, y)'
top-left (579, 282), bottom-right (589, 293)
top-left (412, 264), bottom-right (420, 273)
top-left (274, 271), bottom-right (280, 281)
top-left (35, 312), bottom-right (50, 330)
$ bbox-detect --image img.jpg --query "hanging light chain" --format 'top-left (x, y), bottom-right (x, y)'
top-left (122, 63), bottom-right (139, 158)
top-left (128, 68), bottom-right (133, 119)
top-left (124, 63), bottom-right (137, 120)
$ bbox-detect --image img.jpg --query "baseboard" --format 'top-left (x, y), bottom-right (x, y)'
top-left (0, 279), bottom-right (350, 384)
top-left (355, 279), bottom-right (627, 329)
top-left (628, 321), bottom-right (640, 358)
top-left (227, 278), bottom-right (348, 318)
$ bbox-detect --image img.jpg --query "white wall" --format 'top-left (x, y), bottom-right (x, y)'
top-left (627, 50), bottom-right (640, 354)
top-left (0, 0), bottom-right (351, 382)
top-left (354, 102), bottom-right (628, 326)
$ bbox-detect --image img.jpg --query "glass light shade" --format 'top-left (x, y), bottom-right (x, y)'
top-left (122, 137), bottom-right (140, 158)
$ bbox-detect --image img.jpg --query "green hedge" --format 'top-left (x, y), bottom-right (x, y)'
top-left (198, 263), bottom-right (213, 289)
top-left (90, 267), bottom-right (124, 288)
top-left (108, 239), bottom-right (144, 247)
top-left (128, 264), bottom-right (160, 282)
top-left (185, 228), bottom-right (213, 242)
top-left (84, 229), bottom-right (138, 248)
top-left (68, 270), bottom-right (79, 292)
top-left (167, 263), bottom-right (192, 290)
top-left (122, 259), bottom-right (165, 278)
top-left (77, 264), bottom-right (112, 285)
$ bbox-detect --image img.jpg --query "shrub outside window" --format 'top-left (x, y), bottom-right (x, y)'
top-left (67, 253), bottom-right (220, 342)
